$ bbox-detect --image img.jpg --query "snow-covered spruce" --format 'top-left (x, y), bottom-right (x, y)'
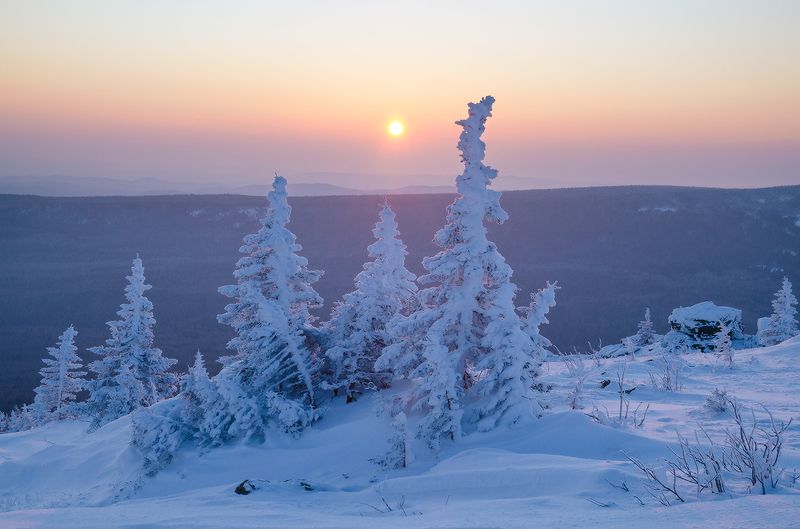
top-left (379, 96), bottom-right (541, 448)
top-left (758, 277), bottom-right (799, 346)
top-left (133, 349), bottom-right (263, 470)
top-left (86, 256), bottom-right (178, 429)
top-left (4, 404), bottom-right (35, 432)
top-left (132, 174), bottom-right (328, 468)
top-left (215, 175), bottom-right (324, 439)
top-left (31, 325), bottom-right (86, 423)
top-left (598, 307), bottom-right (663, 358)
top-left (178, 350), bottom-right (216, 441)
top-left (635, 307), bottom-right (657, 346)
top-left (323, 203), bottom-right (417, 402)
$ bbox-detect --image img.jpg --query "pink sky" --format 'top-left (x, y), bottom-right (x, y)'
top-left (1, 1), bottom-right (798, 189)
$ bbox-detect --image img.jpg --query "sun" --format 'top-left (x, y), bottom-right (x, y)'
top-left (387, 120), bottom-right (405, 137)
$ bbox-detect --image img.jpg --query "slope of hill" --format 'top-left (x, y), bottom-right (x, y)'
top-left (1, 339), bottom-right (798, 528)
top-left (0, 185), bottom-right (799, 410)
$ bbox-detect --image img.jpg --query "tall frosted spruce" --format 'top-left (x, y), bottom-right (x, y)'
top-left (323, 203), bottom-right (417, 402)
top-left (217, 175), bottom-right (324, 437)
top-left (758, 277), bottom-right (799, 346)
top-left (87, 256), bottom-right (177, 428)
top-left (381, 96), bottom-right (539, 449)
top-left (32, 325), bottom-right (86, 423)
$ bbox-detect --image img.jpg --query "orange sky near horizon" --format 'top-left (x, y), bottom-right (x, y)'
top-left (1, 1), bottom-right (799, 188)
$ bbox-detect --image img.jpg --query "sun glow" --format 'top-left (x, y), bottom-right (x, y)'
top-left (387, 120), bottom-right (405, 137)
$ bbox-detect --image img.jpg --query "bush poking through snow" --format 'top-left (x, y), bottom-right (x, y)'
top-left (588, 361), bottom-right (648, 428)
top-left (724, 399), bottom-right (791, 494)
top-left (648, 352), bottom-right (683, 392)
top-left (667, 430), bottom-right (728, 496)
top-left (561, 353), bottom-right (592, 410)
top-left (625, 453), bottom-right (685, 506)
top-left (704, 388), bottom-right (730, 413)
top-left (628, 399), bottom-right (792, 504)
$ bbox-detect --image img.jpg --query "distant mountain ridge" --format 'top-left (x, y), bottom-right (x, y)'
top-left (0, 174), bottom-right (573, 197)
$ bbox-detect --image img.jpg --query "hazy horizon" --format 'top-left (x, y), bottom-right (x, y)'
top-left (2, 1), bottom-right (799, 190)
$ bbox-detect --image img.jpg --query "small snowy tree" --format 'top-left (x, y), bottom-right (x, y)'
top-left (179, 350), bottom-right (214, 438)
top-left (217, 175), bottom-right (324, 438)
top-left (87, 256), bottom-right (177, 428)
top-left (8, 405), bottom-right (35, 432)
top-left (714, 323), bottom-right (734, 368)
top-left (520, 281), bottom-right (559, 354)
top-left (758, 277), bottom-right (799, 346)
top-left (130, 350), bottom-right (216, 474)
top-left (383, 97), bottom-right (539, 448)
top-left (635, 308), bottom-right (656, 346)
top-left (131, 402), bottom-right (189, 475)
top-left (324, 203), bottom-right (417, 402)
top-left (371, 396), bottom-right (413, 469)
top-left (31, 325), bottom-right (86, 422)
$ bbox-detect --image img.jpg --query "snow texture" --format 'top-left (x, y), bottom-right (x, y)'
top-left (2, 339), bottom-right (799, 528)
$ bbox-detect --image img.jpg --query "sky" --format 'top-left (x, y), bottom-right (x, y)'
top-left (1, 0), bottom-right (799, 190)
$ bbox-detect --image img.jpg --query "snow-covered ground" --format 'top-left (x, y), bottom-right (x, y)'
top-left (2, 339), bottom-right (799, 529)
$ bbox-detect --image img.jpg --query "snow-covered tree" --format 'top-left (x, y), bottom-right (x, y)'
top-left (131, 402), bottom-right (188, 476)
top-left (383, 96), bottom-right (539, 448)
top-left (371, 397), bottom-right (413, 469)
top-left (635, 307), bottom-right (657, 346)
top-left (8, 405), bottom-right (35, 432)
top-left (323, 203), bottom-right (417, 402)
top-left (520, 281), bottom-right (559, 353)
top-left (179, 350), bottom-right (214, 437)
top-left (714, 323), bottom-right (734, 368)
top-left (758, 277), bottom-right (799, 346)
top-left (86, 256), bottom-right (177, 428)
top-left (0, 411), bottom-right (9, 432)
top-left (217, 175), bottom-right (324, 438)
top-left (31, 325), bottom-right (86, 423)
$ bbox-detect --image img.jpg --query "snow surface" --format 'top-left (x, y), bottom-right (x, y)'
top-left (2, 340), bottom-right (799, 528)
